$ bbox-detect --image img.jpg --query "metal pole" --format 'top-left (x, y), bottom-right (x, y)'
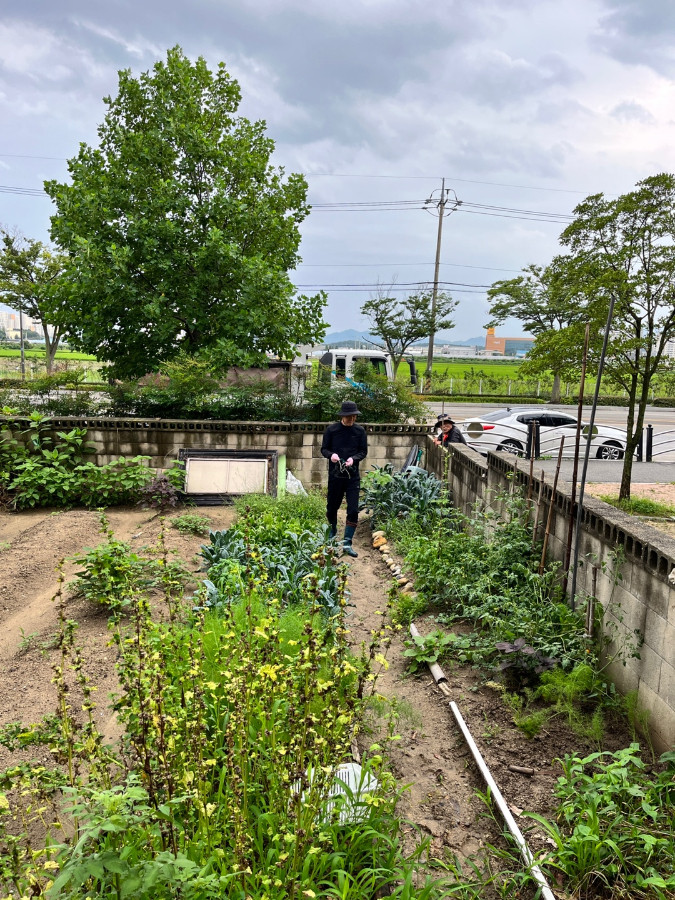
top-left (19, 308), bottom-right (25, 382)
top-left (539, 436), bottom-right (565, 575)
top-left (570, 297), bottom-right (616, 609)
top-left (425, 178), bottom-right (446, 388)
top-left (531, 468), bottom-right (545, 550)
top-left (647, 423), bottom-right (653, 462)
top-left (563, 323), bottom-right (589, 594)
top-left (527, 426), bottom-right (535, 510)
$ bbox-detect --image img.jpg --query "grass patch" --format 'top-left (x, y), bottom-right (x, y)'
top-left (599, 494), bottom-right (675, 518)
top-left (0, 348), bottom-right (96, 359)
top-left (170, 511), bottom-right (212, 536)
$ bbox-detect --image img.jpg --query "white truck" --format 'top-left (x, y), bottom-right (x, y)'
top-left (317, 348), bottom-right (418, 386)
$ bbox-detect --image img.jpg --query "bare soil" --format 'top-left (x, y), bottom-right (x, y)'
top-left (0, 505), bottom-right (235, 774)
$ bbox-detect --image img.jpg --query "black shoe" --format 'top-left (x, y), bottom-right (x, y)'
top-left (342, 541), bottom-right (358, 558)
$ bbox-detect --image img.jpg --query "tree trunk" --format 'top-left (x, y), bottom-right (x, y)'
top-left (619, 375), bottom-right (645, 501)
top-left (42, 322), bottom-right (61, 374)
top-left (550, 371), bottom-right (561, 403)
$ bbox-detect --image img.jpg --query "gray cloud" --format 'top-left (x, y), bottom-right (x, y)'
top-left (595, 0), bottom-right (675, 76)
top-left (610, 100), bottom-right (655, 124)
top-left (2, 0), bottom-right (674, 337)
top-left (462, 51), bottom-right (581, 111)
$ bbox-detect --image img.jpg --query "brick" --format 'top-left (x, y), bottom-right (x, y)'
top-left (631, 566), bottom-right (669, 618)
top-left (659, 620), bottom-right (675, 671)
top-left (659, 660), bottom-right (675, 712)
top-left (603, 584), bottom-right (648, 637)
top-left (637, 681), bottom-right (675, 754)
top-left (643, 608), bottom-right (668, 657)
top-left (637, 643), bottom-right (662, 694)
top-left (606, 656), bottom-right (640, 695)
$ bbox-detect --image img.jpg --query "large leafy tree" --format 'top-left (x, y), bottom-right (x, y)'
top-left (361, 288), bottom-right (456, 377)
top-left (523, 174), bottom-right (675, 499)
top-left (45, 47), bottom-right (326, 379)
top-left (486, 261), bottom-right (581, 402)
top-left (0, 229), bottom-right (69, 372)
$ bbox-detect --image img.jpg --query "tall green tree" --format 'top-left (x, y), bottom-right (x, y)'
top-left (486, 261), bottom-right (581, 402)
top-left (45, 47), bottom-right (326, 379)
top-left (0, 230), bottom-right (69, 372)
top-left (528, 174), bottom-right (675, 499)
top-left (560, 174), bottom-right (675, 499)
top-left (361, 287), bottom-right (456, 377)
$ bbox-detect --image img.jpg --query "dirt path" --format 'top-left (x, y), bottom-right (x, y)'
top-left (347, 520), bottom-right (639, 883)
top-left (347, 524), bottom-right (492, 860)
top-left (0, 505), bottom-right (234, 772)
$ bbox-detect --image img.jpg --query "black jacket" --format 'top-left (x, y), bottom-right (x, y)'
top-left (438, 425), bottom-right (467, 447)
top-left (321, 422), bottom-right (368, 478)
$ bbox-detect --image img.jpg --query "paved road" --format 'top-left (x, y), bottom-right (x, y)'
top-left (426, 401), bottom-right (675, 431)
top-left (534, 460), bottom-right (675, 484)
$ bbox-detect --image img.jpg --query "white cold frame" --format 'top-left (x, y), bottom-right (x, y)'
top-left (185, 458), bottom-right (268, 495)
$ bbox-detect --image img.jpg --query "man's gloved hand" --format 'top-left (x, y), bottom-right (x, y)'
top-left (346, 457), bottom-right (353, 466)
top-left (331, 453), bottom-right (340, 463)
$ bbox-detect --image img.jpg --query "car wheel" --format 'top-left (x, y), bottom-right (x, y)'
top-left (597, 441), bottom-right (624, 460)
top-left (497, 439), bottom-right (524, 456)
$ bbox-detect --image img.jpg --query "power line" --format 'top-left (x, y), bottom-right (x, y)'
top-left (0, 155), bottom-right (603, 195)
top-left (297, 261), bottom-right (523, 272)
top-left (295, 280), bottom-right (490, 288)
top-left (0, 184), bottom-right (49, 196)
top-left (0, 153), bottom-right (67, 161)
top-left (299, 286), bottom-right (485, 293)
top-left (303, 172), bottom-right (592, 194)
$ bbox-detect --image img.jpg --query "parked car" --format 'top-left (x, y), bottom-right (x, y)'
top-left (459, 408), bottom-right (629, 459)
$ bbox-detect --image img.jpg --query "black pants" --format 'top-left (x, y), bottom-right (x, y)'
top-left (326, 476), bottom-right (360, 527)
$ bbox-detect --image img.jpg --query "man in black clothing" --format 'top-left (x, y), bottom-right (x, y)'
top-left (434, 414), bottom-right (467, 448)
top-left (320, 400), bottom-right (368, 558)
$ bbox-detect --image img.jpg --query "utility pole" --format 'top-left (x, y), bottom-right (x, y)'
top-left (424, 179), bottom-right (461, 388)
top-left (19, 308), bottom-right (25, 382)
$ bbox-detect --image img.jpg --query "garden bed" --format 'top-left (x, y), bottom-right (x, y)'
top-left (358, 463), bottom-right (675, 898)
top-left (0, 505), bottom-right (235, 764)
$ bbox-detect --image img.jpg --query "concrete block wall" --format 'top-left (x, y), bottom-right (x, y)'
top-left (427, 436), bottom-right (675, 752)
top-left (2, 416), bottom-right (431, 489)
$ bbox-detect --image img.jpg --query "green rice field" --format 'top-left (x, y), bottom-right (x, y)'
top-left (0, 349), bottom-right (96, 360)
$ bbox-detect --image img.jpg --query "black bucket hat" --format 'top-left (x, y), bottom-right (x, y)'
top-left (339, 400), bottom-right (362, 416)
top-left (437, 413), bottom-right (455, 424)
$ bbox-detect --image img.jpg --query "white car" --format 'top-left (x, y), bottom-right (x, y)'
top-left (460, 408), bottom-right (629, 460)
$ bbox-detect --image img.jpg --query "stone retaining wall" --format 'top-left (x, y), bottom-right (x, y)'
top-left (1, 417), bottom-right (431, 488)
top-left (427, 437), bottom-right (675, 752)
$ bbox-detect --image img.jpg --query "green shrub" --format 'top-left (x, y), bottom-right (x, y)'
top-left (10, 456), bottom-right (152, 508)
top-left (0, 415), bottom-right (153, 507)
top-left (391, 492), bottom-right (589, 672)
top-left (361, 464), bottom-right (447, 527)
top-left (530, 745), bottom-right (675, 896)
top-left (403, 629), bottom-right (473, 673)
top-left (171, 512), bottom-right (212, 536)
top-left (69, 537), bottom-right (148, 609)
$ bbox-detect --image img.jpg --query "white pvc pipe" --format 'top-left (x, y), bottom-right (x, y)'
top-left (449, 701), bottom-right (556, 900)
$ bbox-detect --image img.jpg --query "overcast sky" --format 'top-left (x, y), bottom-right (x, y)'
top-left (1, 0), bottom-right (674, 341)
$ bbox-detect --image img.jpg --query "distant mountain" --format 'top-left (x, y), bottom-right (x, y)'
top-left (323, 329), bottom-right (377, 344)
top-left (448, 336), bottom-right (486, 346)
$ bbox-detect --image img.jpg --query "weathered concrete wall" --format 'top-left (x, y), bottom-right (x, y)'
top-left (4, 417), bottom-right (431, 488)
top-left (428, 437), bottom-right (675, 752)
